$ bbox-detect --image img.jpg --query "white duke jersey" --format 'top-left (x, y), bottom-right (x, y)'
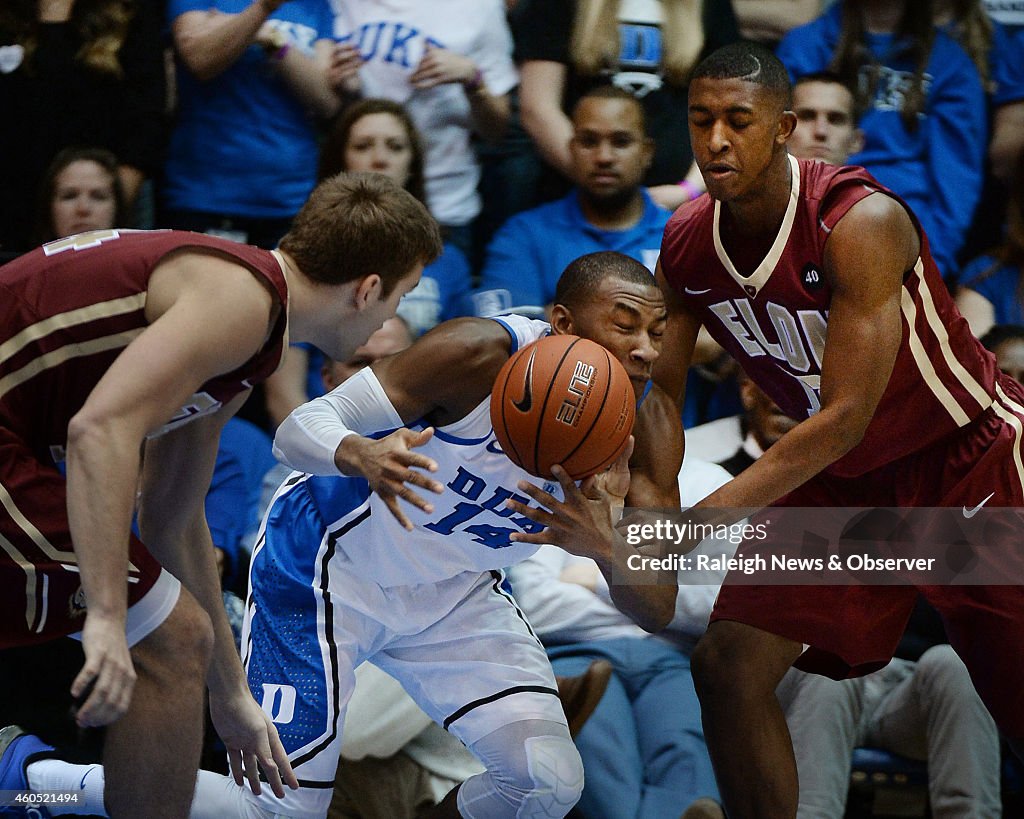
top-left (267, 316), bottom-right (563, 587)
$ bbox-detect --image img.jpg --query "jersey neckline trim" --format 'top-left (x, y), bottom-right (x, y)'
top-left (712, 154), bottom-right (801, 299)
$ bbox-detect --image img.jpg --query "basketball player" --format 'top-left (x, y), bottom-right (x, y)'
top-left (651, 41), bottom-right (1024, 818)
top-left (176, 251), bottom-right (680, 819)
top-left (0, 173), bottom-right (440, 818)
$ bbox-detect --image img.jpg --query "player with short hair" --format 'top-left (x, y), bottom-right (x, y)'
top-left (0, 172), bottom-right (440, 818)
top-left (200, 250), bottom-right (680, 819)
top-left (653, 41), bottom-right (1024, 818)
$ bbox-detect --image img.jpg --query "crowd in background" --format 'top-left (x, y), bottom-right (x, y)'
top-left (2, 0), bottom-right (1023, 816)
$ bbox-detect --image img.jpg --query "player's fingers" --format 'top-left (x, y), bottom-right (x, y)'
top-left (383, 494), bottom-right (415, 531)
top-left (613, 436), bottom-right (635, 468)
top-left (110, 670), bottom-right (135, 723)
top-left (505, 496), bottom-right (552, 525)
top-left (411, 426), bottom-right (437, 451)
top-left (578, 474), bottom-right (602, 500)
top-left (549, 464), bottom-right (582, 497)
top-left (267, 730), bottom-right (299, 791)
top-left (244, 751), bottom-right (262, 795)
top-left (76, 668), bottom-right (117, 726)
top-left (508, 528), bottom-right (551, 545)
top-left (228, 748), bottom-right (245, 788)
top-left (400, 467), bottom-right (444, 496)
top-left (397, 484), bottom-right (435, 515)
top-left (514, 478), bottom-right (558, 509)
top-left (394, 451), bottom-right (441, 479)
top-left (70, 661), bottom-right (98, 701)
top-left (258, 752), bottom-right (284, 799)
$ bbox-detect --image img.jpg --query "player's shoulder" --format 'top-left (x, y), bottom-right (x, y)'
top-left (412, 316), bottom-right (518, 371)
top-left (664, 194), bottom-right (714, 236)
top-left (806, 160), bottom-right (909, 231)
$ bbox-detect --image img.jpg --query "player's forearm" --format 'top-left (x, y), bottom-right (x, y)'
top-left (594, 534), bottom-right (677, 632)
top-left (696, 407), bottom-right (867, 514)
top-left (140, 513), bottom-right (247, 696)
top-left (607, 579), bottom-right (677, 633)
top-left (273, 366), bottom-right (405, 474)
top-left (65, 420), bottom-right (143, 620)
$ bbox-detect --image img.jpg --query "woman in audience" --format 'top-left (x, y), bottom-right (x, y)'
top-left (0, 0), bottom-right (165, 253)
top-left (956, 149), bottom-right (1024, 337)
top-left (263, 99), bottom-right (472, 427)
top-left (32, 147), bottom-right (128, 245)
top-left (319, 99), bottom-right (473, 339)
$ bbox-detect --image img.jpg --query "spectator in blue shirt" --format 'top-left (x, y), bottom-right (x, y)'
top-left (475, 85), bottom-right (670, 319)
top-left (776, 0), bottom-right (988, 279)
top-left (162, 0), bottom-right (343, 249)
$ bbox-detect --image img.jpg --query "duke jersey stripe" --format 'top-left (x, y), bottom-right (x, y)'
top-left (661, 155), bottom-right (998, 477)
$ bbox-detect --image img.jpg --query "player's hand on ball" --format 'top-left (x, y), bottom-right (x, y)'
top-left (210, 689), bottom-right (298, 798)
top-left (334, 429), bottom-right (443, 530)
top-left (588, 436), bottom-right (633, 518)
top-left (506, 438), bottom-right (635, 565)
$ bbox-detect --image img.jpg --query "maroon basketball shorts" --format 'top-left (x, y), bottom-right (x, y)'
top-left (0, 426), bottom-right (167, 648)
top-left (711, 374), bottom-right (1024, 736)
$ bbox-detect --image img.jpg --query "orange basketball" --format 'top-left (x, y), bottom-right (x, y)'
top-left (490, 334), bottom-right (636, 480)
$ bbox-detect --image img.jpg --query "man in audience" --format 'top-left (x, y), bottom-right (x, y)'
top-left (474, 86), bottom-right (669, 319)
top-left (786, 72), bottom-right (863, 167)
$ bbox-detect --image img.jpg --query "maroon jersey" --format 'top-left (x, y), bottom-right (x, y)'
top-left (661, 156), bottom-right (997, 476)
top-left (0, 229), bottom-right (288, 462)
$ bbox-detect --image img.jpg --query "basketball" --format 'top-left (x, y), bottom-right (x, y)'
top-left (490, 334), bottom-right (636, 480)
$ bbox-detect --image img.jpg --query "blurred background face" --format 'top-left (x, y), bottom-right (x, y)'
top-left (788, 80), bottom-right (863, 166)
top-left (321, 316), bottom-right (414, 390)
top-left (343, 112), bottom-right (414, 190)
top-left (50, 160), bottom-right (118, 238)
top-left (569, 96), bottom-right (652, 207)
top-left (993, 338), bottom-right (1024, 384)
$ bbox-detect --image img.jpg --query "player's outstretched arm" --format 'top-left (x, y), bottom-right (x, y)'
top-left (507, 441), bottom-right (678, 633)
top-left (139, 395), bottom-right (297, 798)
top-left (274, 317), bottom-right (519, 528)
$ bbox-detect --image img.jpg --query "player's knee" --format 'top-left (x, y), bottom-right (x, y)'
top-left (691, 628), bottom-right (737, 699)
top-left (693, 622), bottom-right (797, 703)
top-left (135, 593), bottom-right (214, 683)
top-left (495, 734), bottom-right (584, 817)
